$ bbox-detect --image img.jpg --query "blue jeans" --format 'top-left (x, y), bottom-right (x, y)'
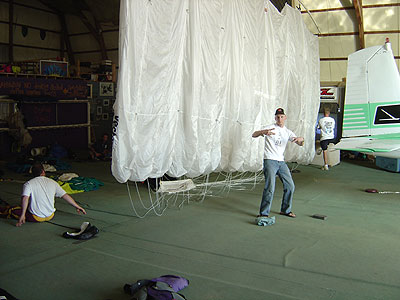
top-left (260, 159), bottom-right (295, 216)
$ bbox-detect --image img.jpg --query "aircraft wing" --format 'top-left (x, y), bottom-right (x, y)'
top-left (334, 138), bottom-right (400, 153)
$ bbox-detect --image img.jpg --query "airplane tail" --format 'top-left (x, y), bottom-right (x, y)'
top-left (343, 40), bottom-right (400, 138)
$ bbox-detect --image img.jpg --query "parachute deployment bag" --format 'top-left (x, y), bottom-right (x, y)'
top-left (124, 275), bottom-right (189, 300)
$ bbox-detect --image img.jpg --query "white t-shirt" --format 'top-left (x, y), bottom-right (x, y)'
top-left (318, 116), bottom-right (335, 141)
top-left (22, 176), bottom-right (66, 218)
top-left (263, 124), bottom-right (296, 161)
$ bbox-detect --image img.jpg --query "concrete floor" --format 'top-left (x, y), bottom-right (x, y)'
top-left (1, 157), bottom-right (400, 300)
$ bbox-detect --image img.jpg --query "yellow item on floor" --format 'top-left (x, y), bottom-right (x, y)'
top-left (57, 181), bottom-right (84, 194)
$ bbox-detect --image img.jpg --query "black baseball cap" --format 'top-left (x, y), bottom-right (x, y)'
top-left (275, 108), bottom-right (285, 115)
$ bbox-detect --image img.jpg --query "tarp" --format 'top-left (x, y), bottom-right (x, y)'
top-left (112, 0), bottom-right (320, 183)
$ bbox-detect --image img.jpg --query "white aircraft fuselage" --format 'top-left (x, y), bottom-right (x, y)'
top-left (335, 41), bottom-right (400, 158)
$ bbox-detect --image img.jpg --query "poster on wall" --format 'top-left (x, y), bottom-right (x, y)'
top-left (0, 77), bottom-right (87, 99)
top-left (21, 103), bottom-right (56, 126)
top-left (99, 82), bottom-right (114, 97)
top-left (40, 60), bottom-right (68, 77)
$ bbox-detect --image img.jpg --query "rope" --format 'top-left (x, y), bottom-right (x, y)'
top-left (123, 171), bottom-right (265, 218)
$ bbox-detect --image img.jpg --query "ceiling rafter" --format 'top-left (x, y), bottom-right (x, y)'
top-left (39, 0), bottom-right (108, 61)
top-left (77, 12), bottom-right (108, 60)
top-left (38, 0), bottom-right (75, 62)
top-left (9, 0), bottom-right (14, 62)
top-left (353, 0), bottom-right (365, 49)
top-left (58, 12), bottom-right (75, 65)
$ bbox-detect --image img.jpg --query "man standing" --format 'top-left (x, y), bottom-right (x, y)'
top-left (318, 109), bottom-right (336, 170)
top-left (252, 108), bottom-right (304, 219)
top-left (1, 163), bottom-right (86, 226)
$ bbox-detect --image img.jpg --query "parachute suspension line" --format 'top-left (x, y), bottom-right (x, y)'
top-left (253, 171), bottom-right (259, 189)
top-left (225, 172), bottom-right (233, 194)
top-left (135, 181), bottom-right (163, 217)
top-left (172, 192), bottom-right (181, 208)
top-left (198, 173), bottom-right (210, 203)
top-left (230, 172), bottom-right (244, 191)
top-left (126, 181), bottom-right (147, 218)
top-left (125, 181), bottom-right (168, 218)
top-left (133, 180), bottom-right (155, 210)
top-left (290, 162), bottom-right (299, 172)
top-left (179, 190), bottom-right (189, 208)
top-left (136, 180), bottom-right (163, 214)
top-left (134, 181), bottom-right (165, 217)
top-left (194, 171), bottom-right (262, 197)
top-left (194, 174), bottom-right (218, 196)
top-left (125, 171), bottom-right (267, 218)
top-left (148, 179), bottom-right (167, 217)
top-left (151, 190), bottom-right (163, 217)
top-left (145, 179), bottom-right (165, 215)
top-left (127, 179), bottom-right (165, 217)
top-left (134, 177), bottom-right (200, 217)
top-left (220, 173), bottom-right (232, 194)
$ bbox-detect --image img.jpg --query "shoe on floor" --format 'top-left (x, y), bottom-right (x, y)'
top-left (63, 222), bottom-right (99, 240)
top-left (321, 165), bottom-right (329, 170)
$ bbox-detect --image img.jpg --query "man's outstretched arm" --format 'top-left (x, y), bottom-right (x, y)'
top-left (16, 196), bottom-right (29, 227)
top-left (252, 128), bottom-right (275, 138)
top-left (61, 194), bottom-right (87, 215)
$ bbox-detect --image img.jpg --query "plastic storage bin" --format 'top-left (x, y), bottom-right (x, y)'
top-left (375, 156), bottom-right (400, 172)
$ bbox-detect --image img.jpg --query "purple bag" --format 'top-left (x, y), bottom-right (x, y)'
top-left (150, 275), bottom-right (189, 292)
top-left (124, 274), bottom-right (189, 300)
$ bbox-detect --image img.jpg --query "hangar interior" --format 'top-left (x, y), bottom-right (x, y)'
top-left (1, 1), bottom-right (400, 299)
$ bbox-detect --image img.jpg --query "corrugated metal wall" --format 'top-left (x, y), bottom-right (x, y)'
top-left (294, 0), bottom-right (400, 82)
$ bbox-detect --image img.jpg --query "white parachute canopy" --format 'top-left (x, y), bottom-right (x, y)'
top-left (112, 0), bottom-right (320, 183)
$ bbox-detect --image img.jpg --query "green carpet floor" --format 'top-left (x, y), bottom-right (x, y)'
top-left (1, 158), bottom-right (399, 300)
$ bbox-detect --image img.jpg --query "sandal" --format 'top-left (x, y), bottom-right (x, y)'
top-left (280, 211), bottom-right (296, 218)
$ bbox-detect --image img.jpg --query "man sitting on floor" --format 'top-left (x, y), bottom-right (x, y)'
top-left (89, 133), bottom-right (112, 161)
top-left (0, 163), bottom-right (86, 227)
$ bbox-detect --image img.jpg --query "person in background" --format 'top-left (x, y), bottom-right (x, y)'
top-left (318, 108), bottom-right (336, 170)
top-left (0, 163), bottom-right (86, 227)
top-left (252, 108), bottom-right (304, 219)
top-left (89, 133), bottom-right (112, 161)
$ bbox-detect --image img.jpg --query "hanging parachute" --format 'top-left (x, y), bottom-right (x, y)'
top-left (112, 0), bottom-right (320, 183)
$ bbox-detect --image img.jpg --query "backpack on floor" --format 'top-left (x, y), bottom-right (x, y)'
top-left (124, 275), bottom-right (189, 300)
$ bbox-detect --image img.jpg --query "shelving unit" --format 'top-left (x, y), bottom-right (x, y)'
top-left (76, 59), bottom-right (116, 82)
top-left (0, 59), bottom-right (117, 155)
top-left (1, 59), bottom-right (117, 83)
